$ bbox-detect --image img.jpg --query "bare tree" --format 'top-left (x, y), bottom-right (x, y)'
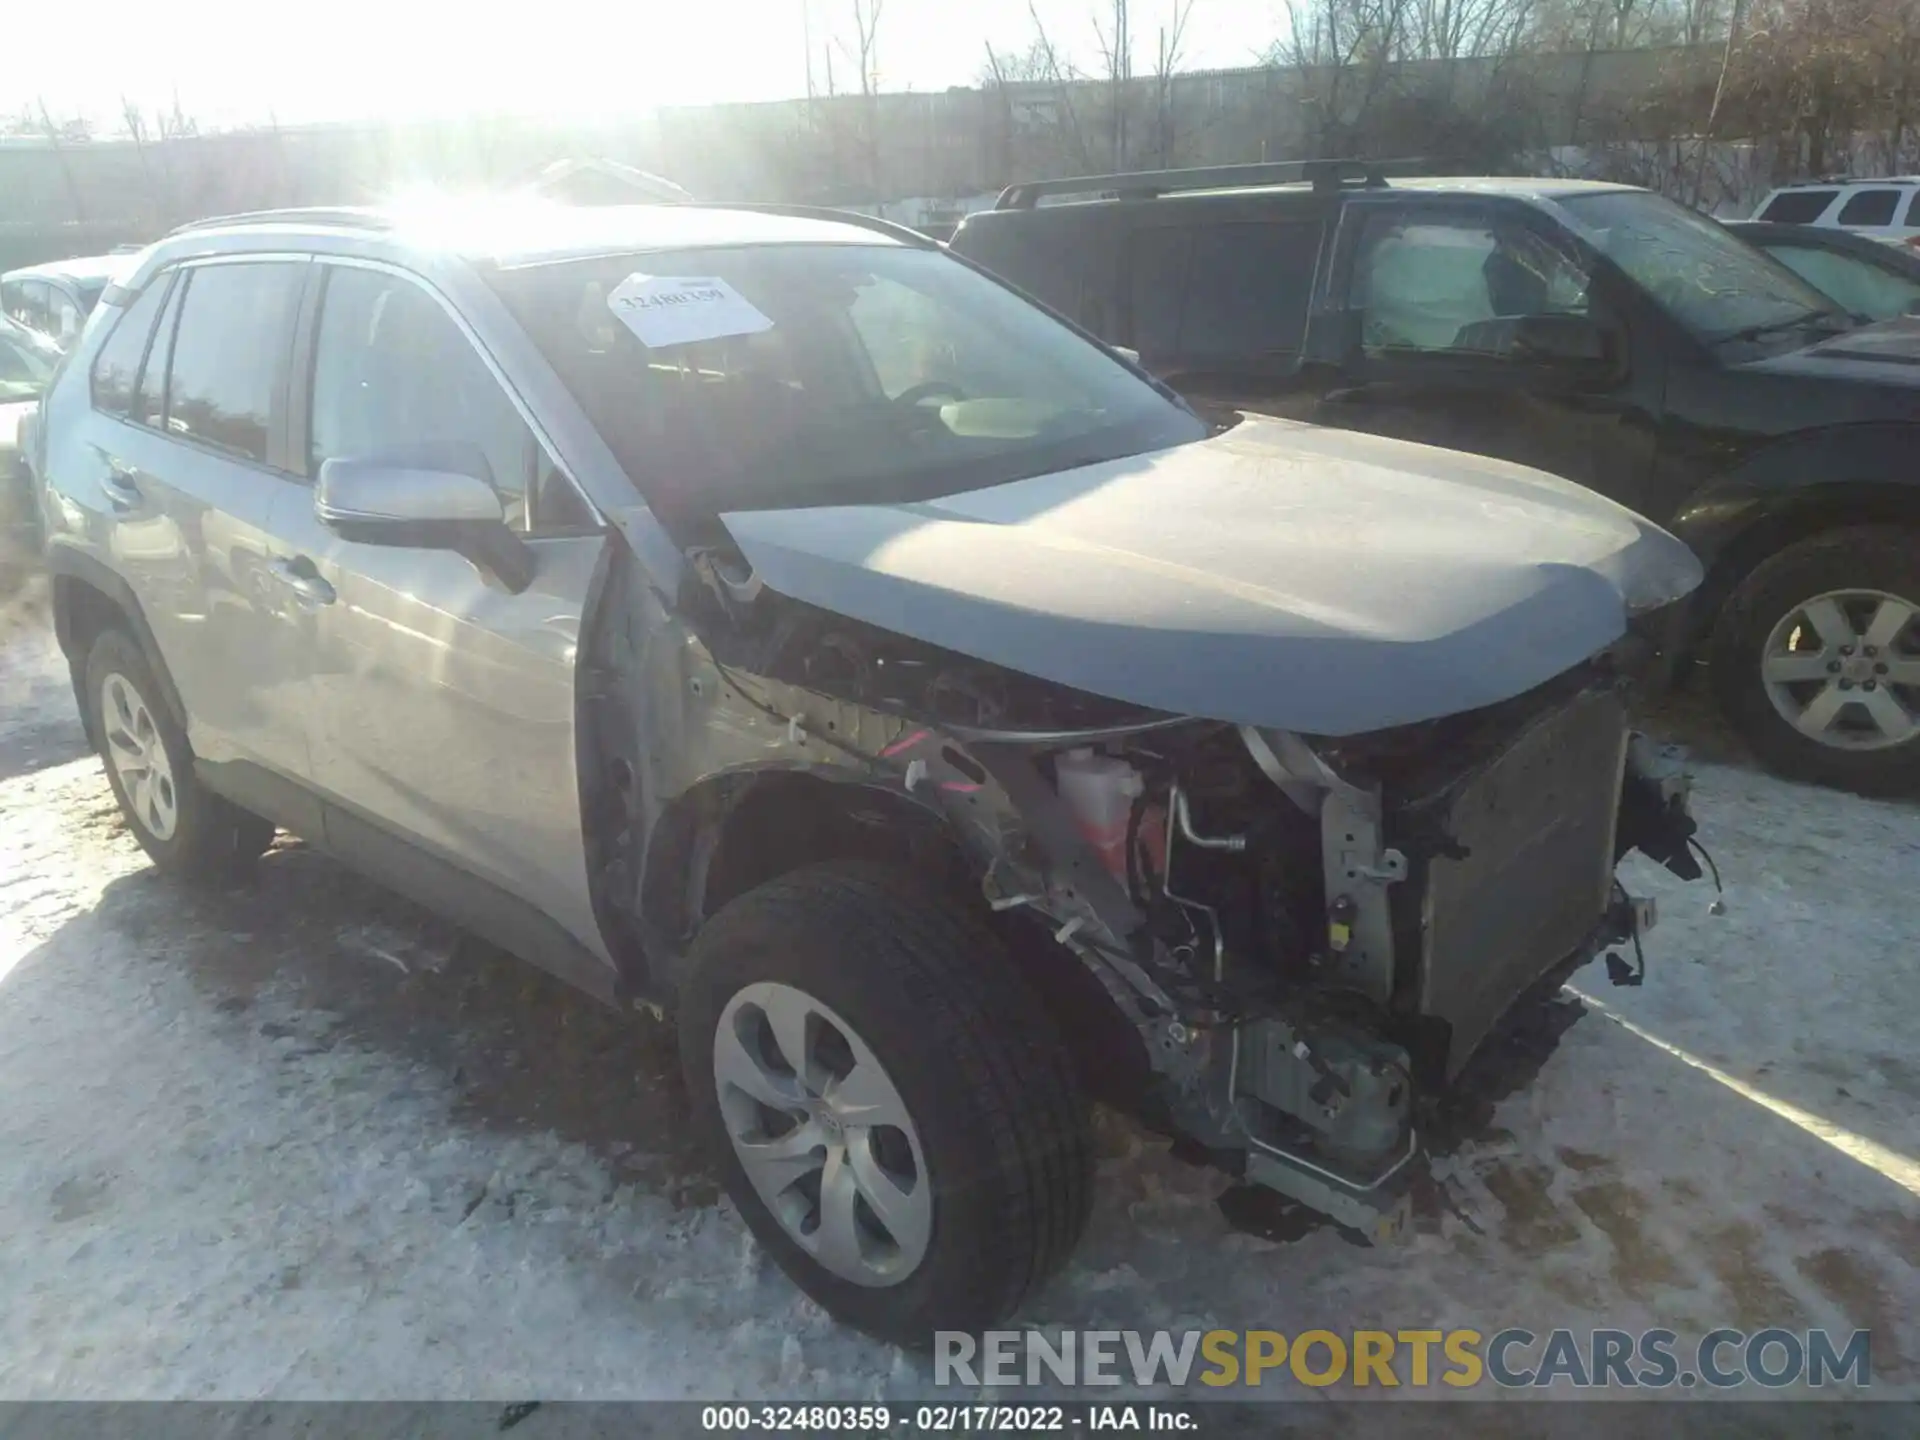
top-left (1092, 0), bottom-right (1134, 167)
top-left (982, 3), bottom-right (1096, 174)
top-left (845, 0), bottom-right (884, 96)
top-left (1152, 0), bottom-right (1200, 165)
top-left (1271, 0), bottom-right (1416, 153)
top-left (832, 0), bottom-right (885, 198)
top-left (37, 98), bottom-right (90, 221)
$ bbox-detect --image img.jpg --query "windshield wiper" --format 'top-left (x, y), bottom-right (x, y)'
top-left (1713, 310), bottom-right (1853, 347)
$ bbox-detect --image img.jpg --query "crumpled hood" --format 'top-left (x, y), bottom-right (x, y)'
top-left (720, 416), bottom-right (1702, 736)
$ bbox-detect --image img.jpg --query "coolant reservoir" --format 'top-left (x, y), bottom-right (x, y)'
top-left (1054, 749), bottom-right (1145, 880)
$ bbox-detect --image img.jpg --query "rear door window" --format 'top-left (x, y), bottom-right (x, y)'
top-left (1758, 190), bottom-right (1838, 224)
top-left (1904, 192), bottom-right (1920, 227)
top-left (163, 261), bottom-right (306, 465)
top-left (89, 275), bottom-right (173, 418)
top-left (1175, 223), bottom-right (1321, 361)
top-left (1836, 189), bottom-right (1901, 227)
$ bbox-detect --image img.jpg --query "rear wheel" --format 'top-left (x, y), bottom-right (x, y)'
top-left (84, 629), bottom-right (276, 879)
top-left (679, 862), bottom-right (1093, 1345)
top-left (1713, 526), bottom-right (1920, 795)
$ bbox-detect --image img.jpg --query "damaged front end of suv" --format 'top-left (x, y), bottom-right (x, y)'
top-left (581, 413), bottom-right (1707, 1245)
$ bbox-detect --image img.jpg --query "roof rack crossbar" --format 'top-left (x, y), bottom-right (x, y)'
top-left (165, 207), bottom-right (394, 238)
top-left (994, 158), bottom-right (1428, 209)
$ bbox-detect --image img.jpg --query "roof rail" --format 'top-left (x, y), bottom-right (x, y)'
top-left (697, 201), bottom-right (941, 247)
top-left (1793, 173), bottom-right (1920, 185)
top-left (994, 158), bottom-right (1427, 210)
top-left (166, 206), bottom-right (393, 238)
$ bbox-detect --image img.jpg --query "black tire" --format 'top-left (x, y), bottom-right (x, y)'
top-left (84, 628), bottom-right (276, 879)
top-left (1711, 525), bottom-right (1920, 796)
top-left (679, 861), bottom-right (1093, 1345)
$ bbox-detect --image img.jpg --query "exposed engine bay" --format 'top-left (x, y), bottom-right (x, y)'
top-left (586, 543), bottom-right (1705, 1241)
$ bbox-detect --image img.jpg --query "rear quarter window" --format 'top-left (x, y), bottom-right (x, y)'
top-left (1836, 189), bottom-right (1901, 227)
top-left (1758, 190), bottom-right (1838, 224)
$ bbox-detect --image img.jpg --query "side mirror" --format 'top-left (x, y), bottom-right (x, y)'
top-left (1511, 313), bottom-right (1615, 367)
top-left (315, 456), bottom-right (534, 593)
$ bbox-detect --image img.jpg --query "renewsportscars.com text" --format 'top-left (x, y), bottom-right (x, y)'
top-left (935, 1328), bottom-right (1872, 1390)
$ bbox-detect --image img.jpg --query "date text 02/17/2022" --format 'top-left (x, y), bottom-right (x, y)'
top-left (699, 1404), bottom-right (1199, 1431)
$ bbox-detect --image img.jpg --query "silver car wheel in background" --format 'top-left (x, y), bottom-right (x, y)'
top-left (99, 670), bottom-right (179, 841)
top-left (713, 981), bottom-right (932, 1287)
top-left (1762, 588), bottom-right (1920, 751)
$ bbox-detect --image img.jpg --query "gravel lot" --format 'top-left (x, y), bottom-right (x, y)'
top-left (1, 578), bottom-right (1915, 1412)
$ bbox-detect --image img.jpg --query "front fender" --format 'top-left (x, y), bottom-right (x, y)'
top-left (1662, 424), bottom-right (1920, 651)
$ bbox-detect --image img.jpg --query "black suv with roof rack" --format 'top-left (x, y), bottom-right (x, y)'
top-left (951, 160), bottom-right (1920, 795)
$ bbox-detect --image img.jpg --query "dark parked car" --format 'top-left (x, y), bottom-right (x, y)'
top-left (951, 162), bottom-right (1920, 794)
top-left (1726, 220), bottom-right (1920, 323)
top-left (1, 253), bottom-right (139, 349)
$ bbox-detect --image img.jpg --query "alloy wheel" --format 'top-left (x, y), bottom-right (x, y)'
top-left (712, 981), bottom-right (932, 1287)
top-left (1761, 588), bottom-right (1920, 751)
top-left (99, 671), bottom-right (179, 841)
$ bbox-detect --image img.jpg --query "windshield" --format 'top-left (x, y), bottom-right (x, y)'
top-left (488, 243), bottom-right (1203, 515)
top-left (1560, 191), bottom-right (1844, 345)
top-left (0, 323), bottom-right (58, 403)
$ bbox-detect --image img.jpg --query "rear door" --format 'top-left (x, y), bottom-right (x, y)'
top-left (1128, 217), bottom-right (1325, 410)
top-left (82, 257), bottom-right (319, 791)
top-left (272, 259), bottom-right (609, 956)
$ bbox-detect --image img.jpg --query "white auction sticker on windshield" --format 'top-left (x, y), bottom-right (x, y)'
top-left (605, 273), bottom-right (774, 349)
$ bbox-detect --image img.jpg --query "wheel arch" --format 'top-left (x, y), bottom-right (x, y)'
top-left (636, 767), bottom-right (974, 996)
top-left (45, 547), bottom-right (186, 740)
top-left (1672, 435), bottom-right (1920, 653)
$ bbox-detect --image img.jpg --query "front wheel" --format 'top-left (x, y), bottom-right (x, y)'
top-left (679, 862), bottom-right (1092, 1345)
top-left (1712, 526), bottom-right (1920, 796)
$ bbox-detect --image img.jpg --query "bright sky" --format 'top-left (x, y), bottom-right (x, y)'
top-left (15, 0), bottom-right (1282, 131)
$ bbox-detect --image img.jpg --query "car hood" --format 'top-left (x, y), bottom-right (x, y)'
top-left (718, 416), bottom-right (1703, 736)
top-left (1749, 314), bottom-right (1920, 383)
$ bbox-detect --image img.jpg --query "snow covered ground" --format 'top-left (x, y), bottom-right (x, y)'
top-left (1, 583), bottom-right (1915, 1409)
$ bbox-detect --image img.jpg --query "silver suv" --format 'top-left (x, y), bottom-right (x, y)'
top-left (31, 201), bottom-right (1707, 1343)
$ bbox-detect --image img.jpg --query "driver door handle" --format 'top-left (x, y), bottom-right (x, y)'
top-left (272, 556), bottom-right (336, 606)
